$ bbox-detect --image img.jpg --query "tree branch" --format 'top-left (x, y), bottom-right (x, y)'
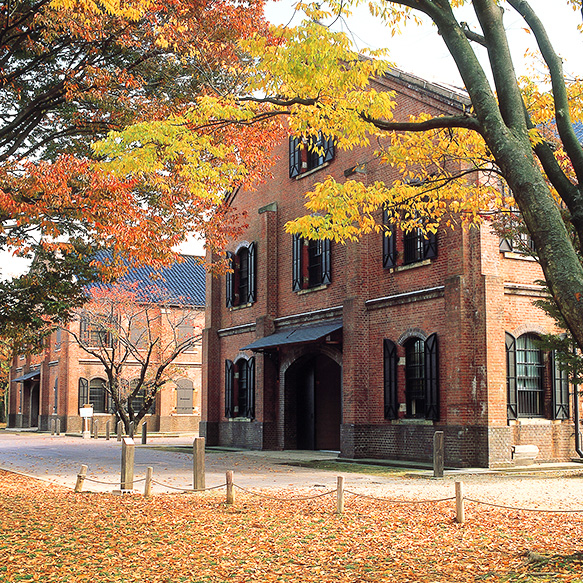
top-left (507, 0), bottom-right (583, 184)
top-left (361, 113), bottom-right (482, 133)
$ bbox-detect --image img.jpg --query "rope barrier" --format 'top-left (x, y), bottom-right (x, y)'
top-left (83, 476), bottom-right (146, 485)
top-left (344, 489), bottom-right (456, 505)
top-left (150, 479), bottom-right (228, 492)
top-left (464, 497), bottom-right (583, 513)
top-left (83, 477), bottom-right (123, 485)
top-left (234, 483), bottom-right (336, 501)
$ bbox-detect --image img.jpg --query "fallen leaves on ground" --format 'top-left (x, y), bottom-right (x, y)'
top-left (0, 470), bottom-right (582, 582)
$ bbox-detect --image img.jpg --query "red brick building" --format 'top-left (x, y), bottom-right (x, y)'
top-left (202, 69), bottom-right (577, 467)
top-left (8, 256), bottom-right (205, 434)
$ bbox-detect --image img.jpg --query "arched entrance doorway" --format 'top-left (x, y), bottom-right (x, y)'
top-left (285, 353), bottom-right (341, 451)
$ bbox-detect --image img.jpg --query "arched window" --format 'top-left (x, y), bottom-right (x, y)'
top-left (405, 338), bottom-right (425, 418)
top-left (89, 378), bottom-right (108, 414)
top-left (403, 334), bottom-right (439, 420)
top-left (506, 333), bottom-right (544, 418)
top-left (225, 357), bottom-right (255, 419)
top-left (129, 379), bottom-right (155, 415)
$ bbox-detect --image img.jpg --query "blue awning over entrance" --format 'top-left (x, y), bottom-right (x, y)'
top-left (12, 370), bottom-right (40, 382)
top-left (241, 320), bottom-right (342, 352)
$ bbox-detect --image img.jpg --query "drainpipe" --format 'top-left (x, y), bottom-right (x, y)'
top-left (574, 380), bottom-right (583, 458)
top-left (573, 341), bottom-right (583, 458)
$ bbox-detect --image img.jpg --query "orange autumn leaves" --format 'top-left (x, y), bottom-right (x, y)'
top-left (1, 470), bottom-right (583, 583)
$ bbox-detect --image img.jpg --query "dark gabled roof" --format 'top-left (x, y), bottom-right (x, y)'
top-left (90, 253), bottom-right (206, 307)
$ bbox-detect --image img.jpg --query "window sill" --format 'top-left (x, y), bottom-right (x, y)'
top-left (293, 161), bottom-right (331, 180)
top-left (229, 302), bottom-right (253, 311)
top-left (226, 417), bottom-right (253, 422)
top-left (502, 251), bottom-right (537, 262)
top-left (296, 284), bottom-right (329, 295)
top-left (394, 258), bottom-right (433, 272)
top-left (508, 418), bottom-right (552, 426)
top-left (391, 418), bottom-right (434, 425)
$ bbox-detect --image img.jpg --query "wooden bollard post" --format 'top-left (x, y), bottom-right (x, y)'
top-left (56, 418), bottom-right (61, 436)
top-left (92, 418), bottom-right (99, 439)
top-left (193, 437), bottom-right (205, 490)
top-left (336, 476), bottom-right (345, 515)
top-left (120, 437), bottom-right (135, 491)
top-left (433, 431), bottom-right (444, 478)
top-left (455, 481), bottom-right (465, 524)
top-left (117, 420), bottom-right (123, 442)
top-left (226, 470), bottom-right (234, 505)
top-left (75, 464), bottom-right (88, 493)
top-left (144, 466), bottom-right (153, 498)
top-left (51, 417), bottom-right (55, 435)
top-left (141, 422), bottom-right (147, 445)
top-left (105, 420), bottom-right (110, 440)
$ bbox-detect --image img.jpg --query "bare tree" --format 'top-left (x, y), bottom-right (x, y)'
top-left (66, 282), bottom-right (202, 434)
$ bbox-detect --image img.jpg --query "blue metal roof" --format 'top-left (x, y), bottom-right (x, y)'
top-left (90, 253), bottom-right (206, 307)
top-left (573, 121), bottom-right (583, 144)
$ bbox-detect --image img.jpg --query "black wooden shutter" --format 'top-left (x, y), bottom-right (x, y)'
top-left (382, 209), bottom-right (396, 268)
top-left (289, 136), bottom-right (301, 178)
top-left (225, 360), bottom-right (234, 418)
top-left (424, 333), bottom-right (439, 421)
top-left (246, 357), bottom-right (255, 420)
top-left (551, 351), bottom-right (570, 420)
top-left (247, 242), bottom-right (256, 304)
top-left (80, 317), bottom-right (89, 344)
top-left (384, 339), bottom-right (398, 419)
top-left (323, 134), bottom-right (335, 163)
top-left (292, 234), bottom-right (303, 291)
top-left (321, 239), bottom-right (332, 285)
top-left (78, 377), bottom-right (89, 408)
top-left (423, 231), bottom-right (438, 260)
top-left (506, 332), bottom-right (518, 420)
top-left (226, 252), bottom-right (234, 308)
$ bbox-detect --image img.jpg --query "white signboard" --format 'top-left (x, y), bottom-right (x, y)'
top-left (79, 406), bottom-right (94, 418)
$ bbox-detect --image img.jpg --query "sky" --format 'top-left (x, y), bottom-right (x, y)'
top-left (2, 0), bottom-right (582, 280)
top-left (264, 0), bottom-right (583, 86)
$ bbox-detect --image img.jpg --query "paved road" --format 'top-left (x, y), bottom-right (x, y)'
top-left (2, 431), bottom-right (583, 511)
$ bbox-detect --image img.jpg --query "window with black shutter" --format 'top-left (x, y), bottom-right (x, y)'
top-left (405, 338), bottom-right (425, 418)
top-left (506, 333), bottom-right (518, 420)
top-left (289, 133), bottom-right (335, 178)
top-left (506, 332), bottom-right (545, 418)
top-left (404, 334), bottom-right (439, 420)
top-left (424, 333), bottom-right (439, 421)
top-left (225, 360), bottom-right (234, 418)
top-left (382, 209), bottom-right (396, 269)
top-left (78, 378), bottom-right (89, 408)
top-left (226, 252), bottom-right (234, 308)
top-left (226, 243), bottom-right (257, 308)
top-left (383, 339), bottom-right (398, 419)
top-left (53, 377), bottom-right (58, 414)
top-left (225, 358), bottom-right (255, 419)
top-left (551, 351), bottom-right (570, 420)
top-left (292, 235), bottom-right (331, 290)
top-left (403, 228), bottom-right (437, 265)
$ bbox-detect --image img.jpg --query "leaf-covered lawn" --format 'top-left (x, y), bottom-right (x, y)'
top-left (0, 471), bottom-right (582, 582)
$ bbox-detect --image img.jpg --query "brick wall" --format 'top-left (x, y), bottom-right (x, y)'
top-left (202, 70), bottom-right (577, 467)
